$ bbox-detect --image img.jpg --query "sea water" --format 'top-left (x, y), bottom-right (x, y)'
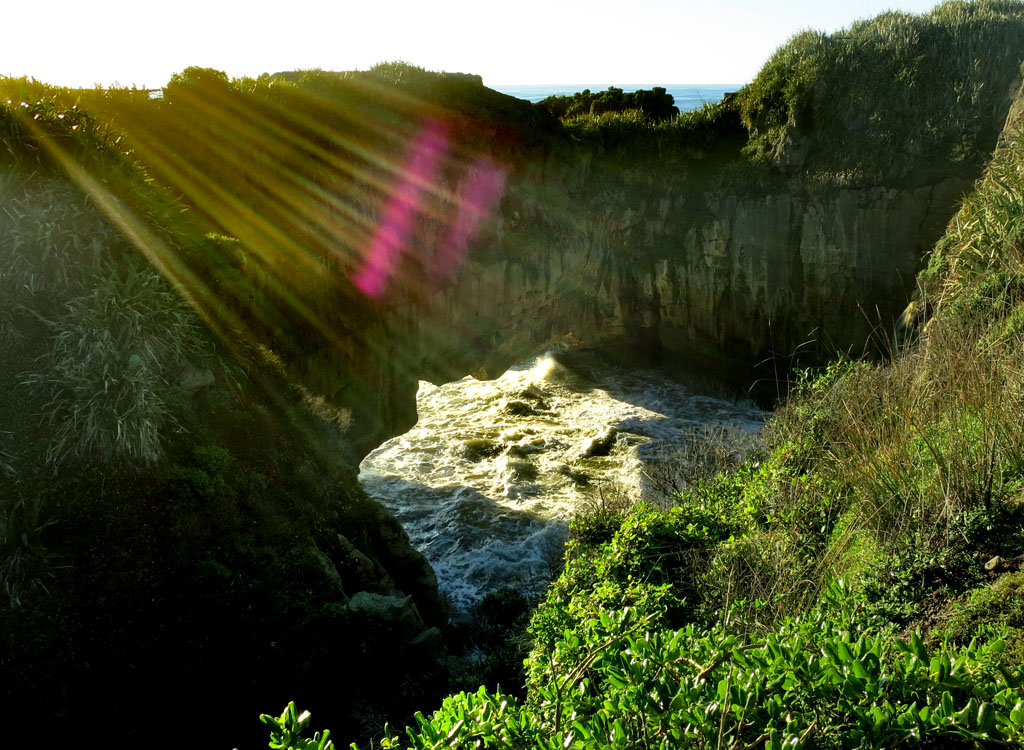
top-left (491, 84), bottom-right (741, 110)
top-left (359, 352), bottom-right (763, 613)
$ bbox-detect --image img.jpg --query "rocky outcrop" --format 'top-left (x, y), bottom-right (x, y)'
top-left (301, 80), bottom-right (1012, 454)
top-left (406, 170), bottom-right (968, 402)
top-left (316, 152), bottom-right (984, 457)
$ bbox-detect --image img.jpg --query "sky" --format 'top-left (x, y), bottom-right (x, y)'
top-left (7, 0), bottom-right (944, 90)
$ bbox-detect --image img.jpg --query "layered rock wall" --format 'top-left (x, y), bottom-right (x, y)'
top-left (403, 167), bottom-right (969, 406)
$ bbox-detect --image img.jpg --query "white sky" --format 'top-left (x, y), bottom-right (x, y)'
top-left (6, 0), bottom-right (943, 89)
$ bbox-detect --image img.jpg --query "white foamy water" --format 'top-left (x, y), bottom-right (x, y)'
top-left (359, 352), bottom-right (764, 613)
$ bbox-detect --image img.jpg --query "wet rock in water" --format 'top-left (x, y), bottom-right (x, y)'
top-left (498, 453), bottom-right (540, 491)
top-left (554, 462), bottom-right (590, 486)
top-left (519, 383), bottom-right (548, 401)
top-left (615, 430), bottom-right (649, 447)
top-left (503, 399), bottom-right (539, 417)
top-left (462, 438), bottom-right (502, 461)
top-left (515, 384), bottom-right (548, 410)
top-left (507, 436), bottom-right (546, 457)
top-left (501, 459), bottom-right (539, 482)
top-left (499, 426), bottom-right (535, 442)
top-left (578, 427), bottom-right (618, 458)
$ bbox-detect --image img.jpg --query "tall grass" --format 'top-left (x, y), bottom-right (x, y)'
top-left (0, 174), bottom-right (113, 296)
top-left (784, 322), bottom-right (1024, 550)
top-left (735, 0), bottom-right (1024, 178)
top-left (2, 172), bottom-right (199, 467)
top-left (705, 121), bottom-right (1024, 626)
top-left (0, 496), bottom-right (59, 608)
top-left (922, 115), bottom-right (1024, 305)
top-left (25, 261), bottom-right (199, 466)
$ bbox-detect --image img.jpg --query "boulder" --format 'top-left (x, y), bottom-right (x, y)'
top-left (555, 462), bottom-right (590, 486)
top-left (347, 591), bottom-right (425, 642)
top-left (578, 427), bottom-right (618, 458)
top-left (461, 438), bottom-right (501, 461)
top-left (503, 399), bottom-right (539, 417)
top-left (336, 533), bottom-right (391, 591)
top-left (501, 458), bottom-right (538, 482)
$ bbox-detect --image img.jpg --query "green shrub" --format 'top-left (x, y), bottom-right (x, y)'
top-left (24, 259), bottom-right (199, 466)
top-left (552, 501), bottom-right (742, 624)
top-left (0, 495), bottom-right (58, 608)
top-left (937, 571), bottom-right (1024, 667)
top-left (280, 585), bottom-right (1024, 750)
top-left (736, 1), bottom-right (1024, 178)
top-left (537, 86), bottom-right (679, 122)
top-left (261, 702), bottom-right (335, 750)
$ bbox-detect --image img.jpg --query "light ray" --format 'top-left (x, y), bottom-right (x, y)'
top-left (353, 118), bottom-right (450, 298)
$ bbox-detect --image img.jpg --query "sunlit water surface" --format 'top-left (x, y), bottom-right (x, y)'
top-left (359, 352), bottom-right (764, 613)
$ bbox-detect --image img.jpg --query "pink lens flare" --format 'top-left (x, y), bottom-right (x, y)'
top-left (352, 119), bottom-right (450, 298)
top-left (432, 158), bottom-right (507, 286)
top-left (351, 119), bottom-right (508, 298)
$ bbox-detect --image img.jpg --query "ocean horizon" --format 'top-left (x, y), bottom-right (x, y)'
top-left (490, 83), bottom-right (742, 111)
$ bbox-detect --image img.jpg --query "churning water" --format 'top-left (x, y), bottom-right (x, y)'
top-left (359, 351), bottom-right (764, 613)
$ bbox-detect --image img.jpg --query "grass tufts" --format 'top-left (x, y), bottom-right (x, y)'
top-left (0, 495), bottom-right (59, 608)
top-left (23, 261), bottom-right (199, 467)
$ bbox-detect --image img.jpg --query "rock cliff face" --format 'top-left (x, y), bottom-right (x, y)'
top-left (323, 156), bottom-right (996, 457)
top-left (318, 81), bottom-right (1024, 455)
top-left (408, 169), bottom-right (969, 397)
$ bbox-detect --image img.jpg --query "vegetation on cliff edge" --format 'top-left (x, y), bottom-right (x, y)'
top-left (269, 5), bottom-right (1024, 749)
top-left (277, 104), bottom-right (1024, 750)
top-left (549, 0), bottom-right (1024, 185)
top-left (0, 89), bottom-right (448, 749)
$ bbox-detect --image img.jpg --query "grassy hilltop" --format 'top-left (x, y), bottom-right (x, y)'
top-left (2, 0), bottom-right (1024, 748)
top-left (541, 0), bottom-right (1024, 188)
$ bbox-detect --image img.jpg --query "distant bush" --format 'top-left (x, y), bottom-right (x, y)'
top-left (537, 86), bottom-right (679, 122)
top-left (162, 66), bottom-right (232, 105)
top-left (559, 98), bottom-right (745, 162)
